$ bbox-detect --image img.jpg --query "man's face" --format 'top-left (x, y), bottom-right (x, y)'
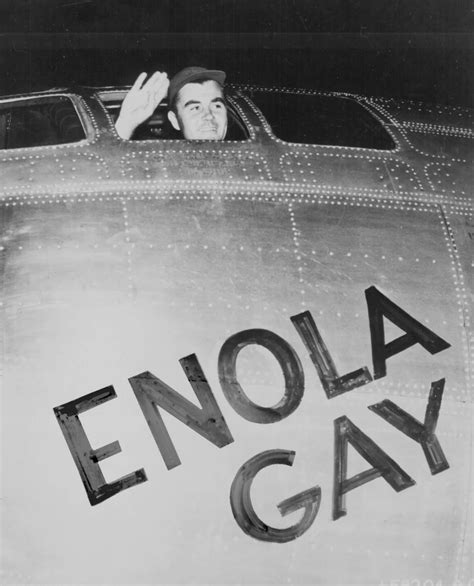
top-left (168, 80), bottom-right (228, 140)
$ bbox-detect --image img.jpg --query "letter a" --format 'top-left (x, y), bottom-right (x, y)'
top-left (365, 286), bottom-right (450, 379)
top-left (333, 416), bottom-right (415, 520)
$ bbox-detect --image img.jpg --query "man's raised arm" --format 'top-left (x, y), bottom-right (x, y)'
top-left (115, 71), bottom-right (170, 139)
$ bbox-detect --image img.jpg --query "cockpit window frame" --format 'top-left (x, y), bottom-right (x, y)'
top-left (240, 89), bottom-right (402, 153)
top-left (97, 89), bottom-right (255, 144)
top-left (0, 94), bottom-right (95, 153)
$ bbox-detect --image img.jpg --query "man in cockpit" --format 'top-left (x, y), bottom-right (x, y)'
top-left (115, 66), bottom-right (227, 141)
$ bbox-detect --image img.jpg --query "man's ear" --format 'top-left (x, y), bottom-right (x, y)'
top-left (167, 110), bottom-right (180, 131)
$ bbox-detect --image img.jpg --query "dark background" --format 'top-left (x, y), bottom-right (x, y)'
top-left (0, 0), bottom-right (472, 106)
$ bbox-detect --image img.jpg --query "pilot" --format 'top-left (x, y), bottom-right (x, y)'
top-left (115, 66), bottom-right (227, 141)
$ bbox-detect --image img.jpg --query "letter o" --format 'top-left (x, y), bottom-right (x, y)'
top-left (218, 328), bottom-right (304, 423)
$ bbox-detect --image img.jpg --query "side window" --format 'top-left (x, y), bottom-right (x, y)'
top-left (224, 107), bottom-right (249, 141)
top-left (99, 92), bottom-right (248, 141)
top-left (101, 97), bottom-right (179, 139)
top-left (248, 91), bottom-right (396, 150)
top-left (0, 96), bottom-right (86, 150)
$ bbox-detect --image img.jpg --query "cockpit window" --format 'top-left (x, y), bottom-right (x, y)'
top-left (248, 91), bottom-right (396, 150)
top-left (0, 96), bottom-right (86, 150)
top-left (99, 92), bottom-right (249, 141)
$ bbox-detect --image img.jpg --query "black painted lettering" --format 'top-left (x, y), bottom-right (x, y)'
top-left (365, 286), bottom-right (451, 379)
top-left (218, 329), bottom-right (305, 423)
top-left (53, 386), bottom-right (147, 506)
top-left (129, 354), bottom-right (234, 470)
top-left (230, 450), bottom-right (321, 543)
top-left (291, 311), bottom-right (372, 398)
top-left (368, 379), bottom-right (449, 474)
top-left (333, 416), bottom-right (415, 520)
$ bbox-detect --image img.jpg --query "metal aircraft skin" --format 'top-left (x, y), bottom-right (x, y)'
top-left (1, 85), bottom-right (472, 585)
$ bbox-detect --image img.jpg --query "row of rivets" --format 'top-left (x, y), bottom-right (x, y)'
top-left (121, 198), bottom-right (135, 300)
top-left (226, 95), bottom-right (256, 141)
top-left (438, 209), bottom-right (472, 399)
top-left (1, 174), bottom-right (471, 208)
top-left (1, 181), bottom-right (471, 214)
top-left (288, 201), bottom-right (305, 307)
top-left (370, 95), bottom-right (472, 118)
top-left (1, 192), bottom-right (469, 215)
top-left (280, 153), bottom-right (424, 190)
top-left (424, 161), bottom-right (466, 196)
top-left (402, 121), bottom-right (473, 138)
top-left (365, 98), bottom-right (470, 163)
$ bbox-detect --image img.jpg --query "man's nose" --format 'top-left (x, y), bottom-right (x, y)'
top-left (202, 107), bottom-right (215, 120)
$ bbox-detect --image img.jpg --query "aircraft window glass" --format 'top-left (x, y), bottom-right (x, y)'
top-left (100, 95), bottom-right (248, 141)
top-left (249, 91), bottom-right (396, 149)
top-left (0, 97), bottom-right (86, 150)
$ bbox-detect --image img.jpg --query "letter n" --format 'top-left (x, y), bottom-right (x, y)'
top-left (333, 416), bottom-right (415, 520)
top-left (129, 354), bottom-right (234, 470)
